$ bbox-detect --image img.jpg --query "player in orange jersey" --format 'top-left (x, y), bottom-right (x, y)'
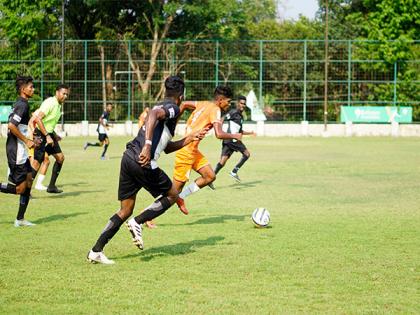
top-left (173, 85), bottom-right (242, 215)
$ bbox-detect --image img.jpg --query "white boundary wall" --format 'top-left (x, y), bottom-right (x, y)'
top-left (1, 121), bottom-right (420, 137)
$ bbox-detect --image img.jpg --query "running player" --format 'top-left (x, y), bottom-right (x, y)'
top-left (0, 75), bottom-right (37, 226)
top-left (84, 103), bottom-right (113, 160)
top-left (87, 76), bottom-right (207, 264)
top-left (31, 84), bottom-right (70, 193)
top-left (173, 85), bottom-right (242, 215)
top-left (213, 95), bottom-right (256, 184)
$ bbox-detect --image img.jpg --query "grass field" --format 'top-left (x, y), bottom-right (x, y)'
top-left (0, 136), bottom-right (419, 314)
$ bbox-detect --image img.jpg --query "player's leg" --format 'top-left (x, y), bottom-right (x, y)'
top-left (172, 153), bottom-right (194, 214)
top-left (214, 144), bottom-right (233, 175)
top-left (88, 196), bottom-right (136, 264)
top-left (47, 146), bottom-right (64, 193)
top-left (84, 133), bottom-right (102, 150)
top-left (35, 154), bottom-right (50, 190)
top-left (176, 153), bottom-right (213, 214)
top-left (230, 146), bottom-right (250, 182)
top-left (15, 169), bottom-right (35, 226)
top-left (127, 173), bottom-right (179, 250)
top-left (88, 154), bottom-right (140, 264)
top-left (100, 136), bottom-right (109, 160)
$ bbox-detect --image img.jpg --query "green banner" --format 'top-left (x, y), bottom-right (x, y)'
top-left (0, 106), bottom-right (12, 122)
top-left (340, 106), bottom-right (412, 123)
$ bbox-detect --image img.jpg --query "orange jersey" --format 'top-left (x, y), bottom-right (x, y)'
top-left (183, 101), bottom-right (221, 152)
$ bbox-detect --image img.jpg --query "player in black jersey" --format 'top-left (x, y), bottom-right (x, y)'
top-left (87, 76), bottom-right (208, 264)
top-left (0, 76), bottom-right (39, 226)
top-left (83, 103), bottom-right (113, 160)
top-left (212, 95), bottom-right (255, 185)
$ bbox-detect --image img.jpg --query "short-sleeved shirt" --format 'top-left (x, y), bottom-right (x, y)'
top-left (181, 101), bottom-right (221, 153)
top-left (6, 97), bottom-right (30, 165)
top-left (125, 99), bottom-right (180, 169)
top-left (223, 108), bottom-right (243, 144)
top-left (97, 111), bottom-right (110, 134)
top-left (39, 96), bottom-right (61, 133)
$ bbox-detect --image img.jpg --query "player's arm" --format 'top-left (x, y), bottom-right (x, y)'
top-left (179, 101), bottom-right (197, 115)
top-left (213, 121), bottom-right (242, 141)
top-left (7, 123), bottom-right (34, 149)
top-left (32, 110), bottom-right (54, 145)
top-left (138, 107), bottom-right (167, 166)
top-left (242, 130), bottom-right (256, 136)
top-left (164, 127), bottom-right (209, 154)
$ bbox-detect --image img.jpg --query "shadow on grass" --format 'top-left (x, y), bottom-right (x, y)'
top-left (159, 214), bottom-right (248, 227)
top-left (36, 189), bottom-right (106, 198)
top-left (210, 180), bottom-right (262, 190)
top-left (117, 235), bottom-right (225, 262)
top-left (33, 212), bottom-right (88, 224)
top-left (59, 181), bottom-right (88, 187)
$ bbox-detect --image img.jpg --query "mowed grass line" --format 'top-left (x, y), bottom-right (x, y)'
top-left (0, 136), bottom-right (419, 314)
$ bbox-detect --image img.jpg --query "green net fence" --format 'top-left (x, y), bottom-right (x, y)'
top-left (0, 39), bottom-right (418, 122)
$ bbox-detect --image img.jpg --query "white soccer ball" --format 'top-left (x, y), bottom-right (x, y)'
top-left (251, 208), bottom-right (270, 228)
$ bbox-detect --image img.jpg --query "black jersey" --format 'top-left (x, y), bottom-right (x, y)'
top-left (97, 111), bottom-right (110, 134)
top-left (6, 97), bottom-right (31, 165)
top-left (223, 109), bottom-right (243, 144)
top-left (125, 99), bottom-right (180, 169)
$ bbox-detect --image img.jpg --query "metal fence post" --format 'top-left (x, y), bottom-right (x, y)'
top-left (84, 41), bottom-right (87, 121)
top-left (348, 40), bottom-right (352, 106)
top-left (259, 40), bottom-right (263, 106)
top-left (40, 41), bottom-right (44, 100)
top-left (303, 40), bottom-right (307, 121)
top-left (393, 61), bottom-right (397, 107)
top-left (128, 40), bottom-right (132, 120)
top-left (215, 40), bottom-right (219, 87)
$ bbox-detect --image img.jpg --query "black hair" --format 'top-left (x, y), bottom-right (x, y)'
top-left (214, 85), bottom-right (233, 99)
top-left (15, 75), bottom-right (33, 93)
top-left (165, 75), bottom-right (185, 98)
top-left (56, 83), bottom-right (70, 91)
top-left (238, 95), bottom-right (246, 102)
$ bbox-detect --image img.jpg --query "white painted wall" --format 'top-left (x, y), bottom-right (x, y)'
top-left (1, 121), bottom-right (420, 138)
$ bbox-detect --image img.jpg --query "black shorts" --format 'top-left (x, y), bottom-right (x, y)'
top-left (8, 159), bottom-right (32, 185)
top-left (33, 132), bottom-right (62, 164)
top-left (118, 153), bottom-right (172, 201)
top-left (98, 133), bottom-right (108, 142)
top-left (221, 141), bottom-right (247, 157)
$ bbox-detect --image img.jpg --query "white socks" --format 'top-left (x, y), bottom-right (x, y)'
top-left (36, 174), bottom-right (45, 186)
top-left (179, 182), bottom-right (200, 199)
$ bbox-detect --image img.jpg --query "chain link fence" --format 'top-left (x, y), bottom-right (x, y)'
top-left (0, 40), bottom-right (418, 122)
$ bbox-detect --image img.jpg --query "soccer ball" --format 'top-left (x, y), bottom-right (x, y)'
top-left (251, 208), bottom-right (270, 228)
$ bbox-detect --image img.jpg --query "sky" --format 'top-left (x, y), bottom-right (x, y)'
top-left (278, 0), bottom-right (319, 20)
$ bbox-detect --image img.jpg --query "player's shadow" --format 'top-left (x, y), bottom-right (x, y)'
top-left (227, 180), bottom-right (262, 189)
top-left (159, 214), bottom-right (248, 226)
top-left (117, 236), bottom-right (225, 262)
top-left (37, 189), bottom-right (106, 198)
top-left (60, 181), bottom-right (88, 187)
top-left (32, 212), bottom-right (87, 224)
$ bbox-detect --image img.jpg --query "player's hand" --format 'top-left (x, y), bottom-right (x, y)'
top-left (139, 144), bottom-right (151, 167)
top-left (46, 134), bottom-right (54, 146)
top-left (25, 139), bottom-right (34, 149)
top-left (191, 127), bottom-right (209, 141)
top-left (33, 135), bottom-right (43, 148)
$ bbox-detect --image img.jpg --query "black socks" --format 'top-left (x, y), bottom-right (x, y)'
top-left (134, 196), bottom-right (172, 224)
top-left (0, 183), bottom-right (16, 194)
top-left (92, 214), bottom-right (124, 252)
top-left (49, 162), bottom-right (63, 188)
top-left (16, 187), bottom-right (31, 220)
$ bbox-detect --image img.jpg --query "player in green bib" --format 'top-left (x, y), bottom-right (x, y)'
top-left (31, 84), bottom-right (70, 193)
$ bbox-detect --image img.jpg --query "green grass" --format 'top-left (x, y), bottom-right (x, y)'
top-left (0, 136), bottom-right (419, 314)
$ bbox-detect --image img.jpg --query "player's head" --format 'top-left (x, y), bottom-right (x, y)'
top-left (214, 85), bottom-right (233, 111)
top-left (16, 75), bottom-right (34, 98)
top-left (164, 75), bottom-right (185, 104)
top-left (55, 84), bottom-right (70, 104)
top-left (106, 103), bottom-right (113, 112)
top-left (237, 95), bottom-right (246, 112)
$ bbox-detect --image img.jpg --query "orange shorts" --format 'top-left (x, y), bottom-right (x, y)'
top-left (173, 149), bottom-right (209, 183)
